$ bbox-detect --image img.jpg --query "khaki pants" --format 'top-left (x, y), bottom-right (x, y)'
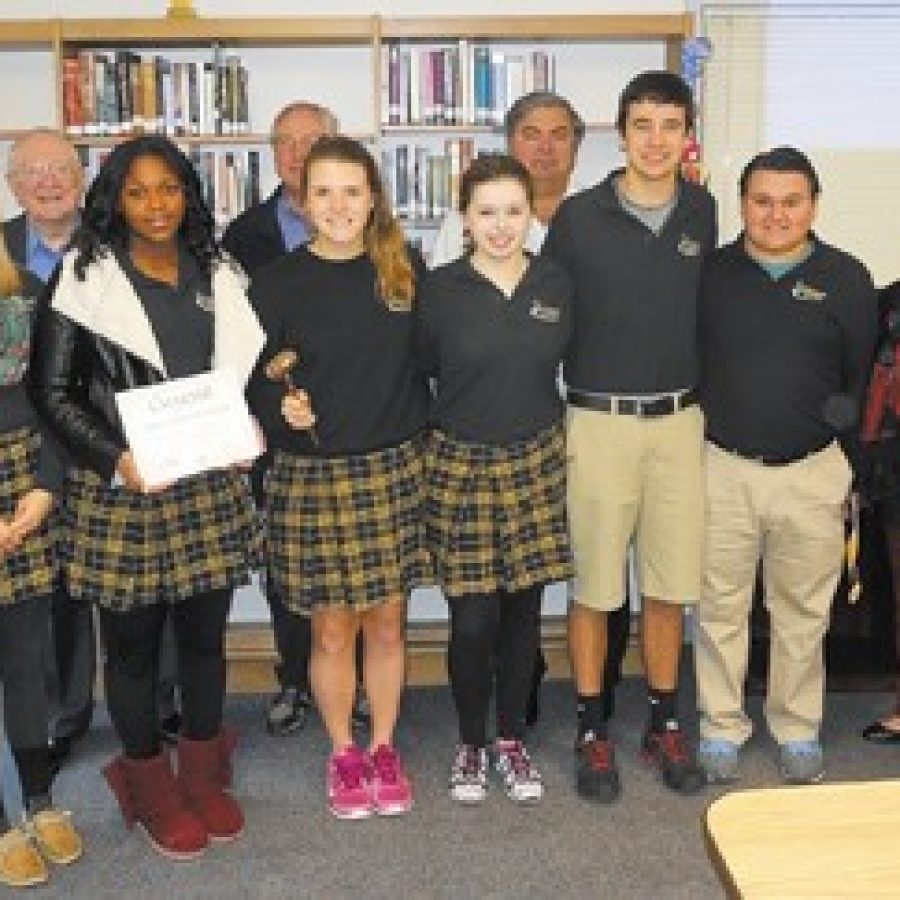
top-left (567, 404), bottom-right (705, 611)
top-left (695, 441), bottom-right (851, 745)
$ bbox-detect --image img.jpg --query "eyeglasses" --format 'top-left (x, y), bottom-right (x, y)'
top-left (10, 162), bottom-right (81, 183)
top-left (271, 133), bottom-right (321, 152)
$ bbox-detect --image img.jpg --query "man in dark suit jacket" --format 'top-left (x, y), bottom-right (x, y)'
top-left (222, 101), bottom-right (336, 274)
top-left (223, 102), bottom-right (376, 737)
top-left (4, 129), bottom-right (91, 767)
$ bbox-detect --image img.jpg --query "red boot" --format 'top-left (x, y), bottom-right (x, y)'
top-left (178, 728), bottom-right (244, 842)
top-left (103, 752), bottom-right (208, 861)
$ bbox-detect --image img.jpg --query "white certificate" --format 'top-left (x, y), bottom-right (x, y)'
top-left (116, 370), bottom-right (261, 489)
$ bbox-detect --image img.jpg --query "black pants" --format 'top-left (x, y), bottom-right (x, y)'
top-left (0, 595), bottom-right (54, 821)
top-left (449, 586), bottom-right (543, 747)
top-left (98, 589), bottom-right (231, 759)
top-left (49, 584), bottom-right (95, 747)
top-left (268, 591), bottom-right (311, 691)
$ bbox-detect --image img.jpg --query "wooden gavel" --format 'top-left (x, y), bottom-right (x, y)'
top-left (265, 349), bottom-right (319, 446)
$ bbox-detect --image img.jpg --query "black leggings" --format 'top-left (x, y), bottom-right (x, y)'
top-left (0, 595), bottom-right (54, 815)
top-left (98, 589), bottom-right (231, 759)
top-left (448, 586), bottom-right (543, 747)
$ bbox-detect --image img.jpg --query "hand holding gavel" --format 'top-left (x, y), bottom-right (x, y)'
top-left (265, 349), bottom-right (319, 445)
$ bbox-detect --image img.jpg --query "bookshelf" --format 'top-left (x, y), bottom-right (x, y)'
top-left (0, 13), bottom-right (692, 234)
top-left (0, 12), bottom-right (692, 642)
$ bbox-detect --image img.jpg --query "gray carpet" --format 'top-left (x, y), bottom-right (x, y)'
top-left (36, 680), bottom-right (900, 899)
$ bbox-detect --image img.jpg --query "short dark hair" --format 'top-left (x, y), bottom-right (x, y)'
top-left (739, 146), bottom-right (821, 197)
top-left (74, 134), bottom-right (217, 279)
top-left (459, 153), bottom-right (534, 214)
top-left (504, 91), bottom-right (585, 148)
top-left (616, 70), bottom-right (695, 133)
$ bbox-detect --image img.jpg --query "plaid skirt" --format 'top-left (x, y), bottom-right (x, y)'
top-left (60, 467), bottom-right (260, 610)
top-left (424, 424), bottom-right (573, 598)
top-left (0, 428), bottom-right (55, 606)
top-left (264, 439), bottom-right (430, 613)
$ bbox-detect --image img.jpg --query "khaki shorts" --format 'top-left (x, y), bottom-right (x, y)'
top-left (566, 404), bottom-right (705, 611)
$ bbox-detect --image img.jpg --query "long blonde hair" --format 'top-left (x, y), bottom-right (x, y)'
top-left (304, 135), bottom-right (415, 310)
top-left (0, 229), bottom-right (23, 297)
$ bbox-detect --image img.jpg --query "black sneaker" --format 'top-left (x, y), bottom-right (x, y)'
top-left (266, 686), bottom-right (312, 736)
top-left (641, 726), bottom-right (705, 795)
top-left (351, 688), bottom-right (371, 732)
top-left (575, 733), bottom-right (621, 804)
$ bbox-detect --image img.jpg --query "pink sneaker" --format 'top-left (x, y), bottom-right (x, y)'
top-left (327, 746), bottom-right (373, 820)
top-left (370, 744), bottom-right (413, 816)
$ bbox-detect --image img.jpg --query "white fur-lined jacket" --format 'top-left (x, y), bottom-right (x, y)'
top-left (27, 247), bottom-right (265, 481)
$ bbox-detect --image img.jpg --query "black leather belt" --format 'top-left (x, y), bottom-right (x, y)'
top-left (709, 438), bottom-right (831, 466)
top-left (567, 388), bottom-right (698, 418)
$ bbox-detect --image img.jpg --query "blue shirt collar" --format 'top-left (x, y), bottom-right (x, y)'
top-left (275, 189), bottom-right (311, 252)
top-left (25, 219), bottom-right (71, 283)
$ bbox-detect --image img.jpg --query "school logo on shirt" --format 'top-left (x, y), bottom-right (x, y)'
top-left (791, 280), bottom-right (827, 304)
top-left (529, 299), bottom-right (561, 324)
top-left (677, 234), bottom-right (702, 257)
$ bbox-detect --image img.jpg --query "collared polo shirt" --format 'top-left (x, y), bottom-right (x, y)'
top-left (417, 254), bottom-right (573, 444)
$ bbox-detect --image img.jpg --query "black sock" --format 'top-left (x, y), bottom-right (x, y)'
top-left (648, 688), bottom-right (678, 732)
top-left (577, 693), bottom-right (608, 740)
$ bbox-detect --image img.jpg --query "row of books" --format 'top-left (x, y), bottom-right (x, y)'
top-left (80, 147), bottom-right (261, 229)
top-left (80, 138), bottom-right (480, 229)
top-left (63, 47), bottom-right (251, 138)
top-left (191, 150), bottom-right (262, 228)
top-left (382, 42), bottom-right (555, 127)
top-left (382, 138), bottom-right (476, 222)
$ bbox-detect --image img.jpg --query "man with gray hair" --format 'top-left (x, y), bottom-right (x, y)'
top-left (223, 101), bottom-right (337, 274)
top-left (4, 129), bottom-right (83, 284)
top-left (430, 90), bottom-right (584, 267)
top-left (429, 91), bottom-right (632, 728)
top-left (4, 129), bottom-right (92, 771)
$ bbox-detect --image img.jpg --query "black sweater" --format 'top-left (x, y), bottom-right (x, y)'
top-left (248, 246), bottom-right (428, 456)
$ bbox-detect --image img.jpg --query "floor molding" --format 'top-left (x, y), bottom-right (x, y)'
top-left (224, 618), bottom-right (643, 693)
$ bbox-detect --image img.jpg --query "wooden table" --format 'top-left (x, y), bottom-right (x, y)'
top-left (705, 779), bottom-right (900, 898)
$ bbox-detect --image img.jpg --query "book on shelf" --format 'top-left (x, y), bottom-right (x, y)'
top-left (382, 137), bottom-right (476, 224)
top-left (63, 47), bottom-right (250, 138)
top-left (190, 148), bottom-right (261, 228)
top-left (382, 41), bottom-right (555, 128)
top-left (77, 145), bottom-right (260, 229)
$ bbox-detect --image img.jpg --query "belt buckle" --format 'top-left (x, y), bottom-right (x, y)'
top-left (637, 395), bottom-right (667, 417)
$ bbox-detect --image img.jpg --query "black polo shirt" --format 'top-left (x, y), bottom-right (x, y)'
top-left (117, 247), bottom-right (213, 379)
top-left (543, 171), bottom-right (717, 394)
top-left (417, 254), bottom-right (572, 445)
top-left (248, 245), bottom-right (428, 456)
top-left (698, 236), bottom-right (878, 461)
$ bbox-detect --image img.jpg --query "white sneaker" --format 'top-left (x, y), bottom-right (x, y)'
top-left (493, 739), bottom-right (544, 803)
top-left (449, 745), bottom-right (488, 805)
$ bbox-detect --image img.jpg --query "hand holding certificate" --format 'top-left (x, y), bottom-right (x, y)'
top-left (116, 369), bottom-right (263, 490)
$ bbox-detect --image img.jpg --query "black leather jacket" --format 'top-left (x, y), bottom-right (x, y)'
top-left (27, 267), bottom-right (164, 482)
